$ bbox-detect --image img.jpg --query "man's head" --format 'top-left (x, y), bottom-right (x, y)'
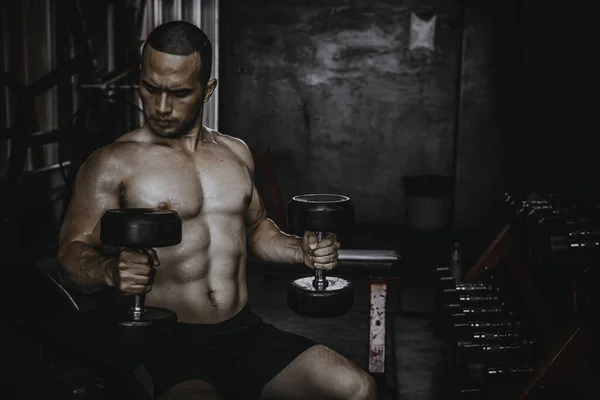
top-left (139, 21), bottom-right (217, 138)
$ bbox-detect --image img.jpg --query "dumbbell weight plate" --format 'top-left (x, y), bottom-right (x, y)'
top-left (287, 194), bottom-right (355, 233)
top-left (288, 276), bottom-right (354, 318)
top-left (100, 208), bottom-right (182, 247)
top-left (114, 306), bottom-right (177, 348)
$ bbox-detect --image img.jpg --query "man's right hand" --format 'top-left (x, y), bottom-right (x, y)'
top-left (112, 248), bottom-right (160, 294)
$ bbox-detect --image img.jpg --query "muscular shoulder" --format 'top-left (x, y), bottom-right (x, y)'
top-left (78, 141), bottom-right (133, 184)
top-left (214, 131), bottom-right (254, 172)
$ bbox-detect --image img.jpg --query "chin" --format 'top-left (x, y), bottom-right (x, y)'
top-left (150, 125), bottom-right (182, 138)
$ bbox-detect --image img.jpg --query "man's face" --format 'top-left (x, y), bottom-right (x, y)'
top-left (139, 45), bottom-right (211, 138)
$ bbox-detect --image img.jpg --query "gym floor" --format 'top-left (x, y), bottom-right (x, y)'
top-left (247, 223), bottom-right (481, 399)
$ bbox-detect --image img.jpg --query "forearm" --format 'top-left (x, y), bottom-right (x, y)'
top-left (247, 218), bottom-right (303, 264)
top-left (57, 240), bottom-right (116, 292)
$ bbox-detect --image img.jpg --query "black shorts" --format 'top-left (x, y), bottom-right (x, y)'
top-left (144, 305), bottom-right (317, 400)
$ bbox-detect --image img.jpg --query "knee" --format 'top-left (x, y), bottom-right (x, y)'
top-left (356, 371), bottom-right (377, 400)
top-left (344, 370), bottom-right (377, 400)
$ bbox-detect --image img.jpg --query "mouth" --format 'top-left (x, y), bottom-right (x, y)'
top-left (152, 118), bottom-right (176, 126)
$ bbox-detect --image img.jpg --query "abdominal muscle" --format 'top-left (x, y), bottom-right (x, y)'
top-left (144, 217), bottom-right (249, 324)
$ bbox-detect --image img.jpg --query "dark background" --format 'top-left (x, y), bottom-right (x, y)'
top-left (0, 0), bottom-right (598, 257)
top-left (218, 0), bottom-right (598, 243)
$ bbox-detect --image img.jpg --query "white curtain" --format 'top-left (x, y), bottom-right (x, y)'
top-left (140, 0), bottom-right (219, 130)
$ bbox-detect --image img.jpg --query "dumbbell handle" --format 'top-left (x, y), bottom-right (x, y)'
top-left (313, 231), bottom-right (327, 290)
top-left (131, 247), bottom-right (153, 320)
top-left (132, 294), bottom-right (146, 320)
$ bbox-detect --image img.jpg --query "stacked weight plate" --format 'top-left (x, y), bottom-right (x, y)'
top-left (435, 262), bottom-right (542, 398)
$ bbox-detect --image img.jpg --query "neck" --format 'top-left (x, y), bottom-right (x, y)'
top-left (176, 123), bottom-right (214, 152)
top-left (153, 113), bottom-right (214, 152)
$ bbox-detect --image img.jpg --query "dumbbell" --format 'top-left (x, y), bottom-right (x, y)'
top-left (100, 208), bottom-right (181, 347)
top-left (286, 194), bottom-right (355, 318)
top-left (458, 365), bottom-right (535, 398)
top-left (451, 319), bottom-right (541, 348)
top-left (455, 339), bottom-right (538, 366)
top-left (443, 283), bottom-right (500, 296)
top-left (444, 290), bottom-right (502, 310)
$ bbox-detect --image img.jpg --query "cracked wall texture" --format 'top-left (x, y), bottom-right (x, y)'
top-left (219, 0), bottom-right (514, 230)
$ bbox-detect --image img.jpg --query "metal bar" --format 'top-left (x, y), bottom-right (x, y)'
top-left (79, 69), bottom-right (135, 89)
top-left (20, 1), bottom-right (33, 172)
top-left (1, 129), bottom-right (64, 146)
top-left (107, 1), bottom-right (115, 72)
top-left (135, 0), bottom-right (148, 41)
top-left (55, 0), bottom-right (74, 133)
top-left (197, 0), bottom-right (219, 130)
top-left (173, 0), bottom-right (182, 20)
top-left (338, 249), bottom-right (401, 263)
top-left (369, 280), bottom-right (387, 374)
top-left (26, 56), bottom-right (87, 97)
top-left (153, 0), bottom-right (162, 28)
top-left (20, 161), bottom-right (71, 176)
top-left (68, 0), bottom-right (101, 81)
top-left (192, 0), bottom-right (202, 25)
top-left (21, 2), bottom-right (30, 84)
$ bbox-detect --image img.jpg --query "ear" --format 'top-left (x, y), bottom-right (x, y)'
top-left (204, 78), bottom-right (218, 104)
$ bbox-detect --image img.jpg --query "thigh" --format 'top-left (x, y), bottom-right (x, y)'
top-left (223, 324), bottom-right (317, 400)
top-left (158, 380), bottom-right (223, 400)
top-left (144, 345), bottom-right (217, 398)
top-left (260, 344), bottom-right (376, 400)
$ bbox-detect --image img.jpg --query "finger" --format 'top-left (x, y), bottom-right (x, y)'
top-left (125, 272), bottom-right (152, 286)
top-left (314, 261), bottom-right (338, 271)
top-left (121, 262), bottom-right (153, 277)
top-left (147, 248), bottom-right (161, 266)
top-left (314, 253), bottom-right (338, 265)
top-left (122, 250), bottom-right (150, 265)
top-left (315, 233), bottom-right (337, 249)
top-left (312, 242), bottom-right (340, 257)
top-left (304, 231), bottom-right (318, 250)
top-left (126, 284), bottom-right (151, 294)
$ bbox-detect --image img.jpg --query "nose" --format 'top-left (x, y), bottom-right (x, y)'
top-left (155, 92), bottom-right (172, 116)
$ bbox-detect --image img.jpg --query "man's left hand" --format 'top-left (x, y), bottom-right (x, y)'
top-left (299, 231), bottom-right (340, 271)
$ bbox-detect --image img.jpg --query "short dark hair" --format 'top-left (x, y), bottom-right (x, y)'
top-left (142, 21), bottom-right (212, 86)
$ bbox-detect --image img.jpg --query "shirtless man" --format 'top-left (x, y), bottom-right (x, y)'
top-left (57, 21), bottom-right (376, 400)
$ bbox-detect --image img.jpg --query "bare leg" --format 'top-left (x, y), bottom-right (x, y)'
top-left (159, 380), bottom-right (223, 400)
top-left (260, 345), bottom-right (377, 400)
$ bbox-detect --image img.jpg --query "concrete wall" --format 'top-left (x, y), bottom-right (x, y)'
top-left (220, 0), bottom-right (467, 225)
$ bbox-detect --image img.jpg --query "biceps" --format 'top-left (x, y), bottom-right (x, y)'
top-left (245, 185), bottom-right (268, 234)
top-left (60, 184), bottom-right (120, 248)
